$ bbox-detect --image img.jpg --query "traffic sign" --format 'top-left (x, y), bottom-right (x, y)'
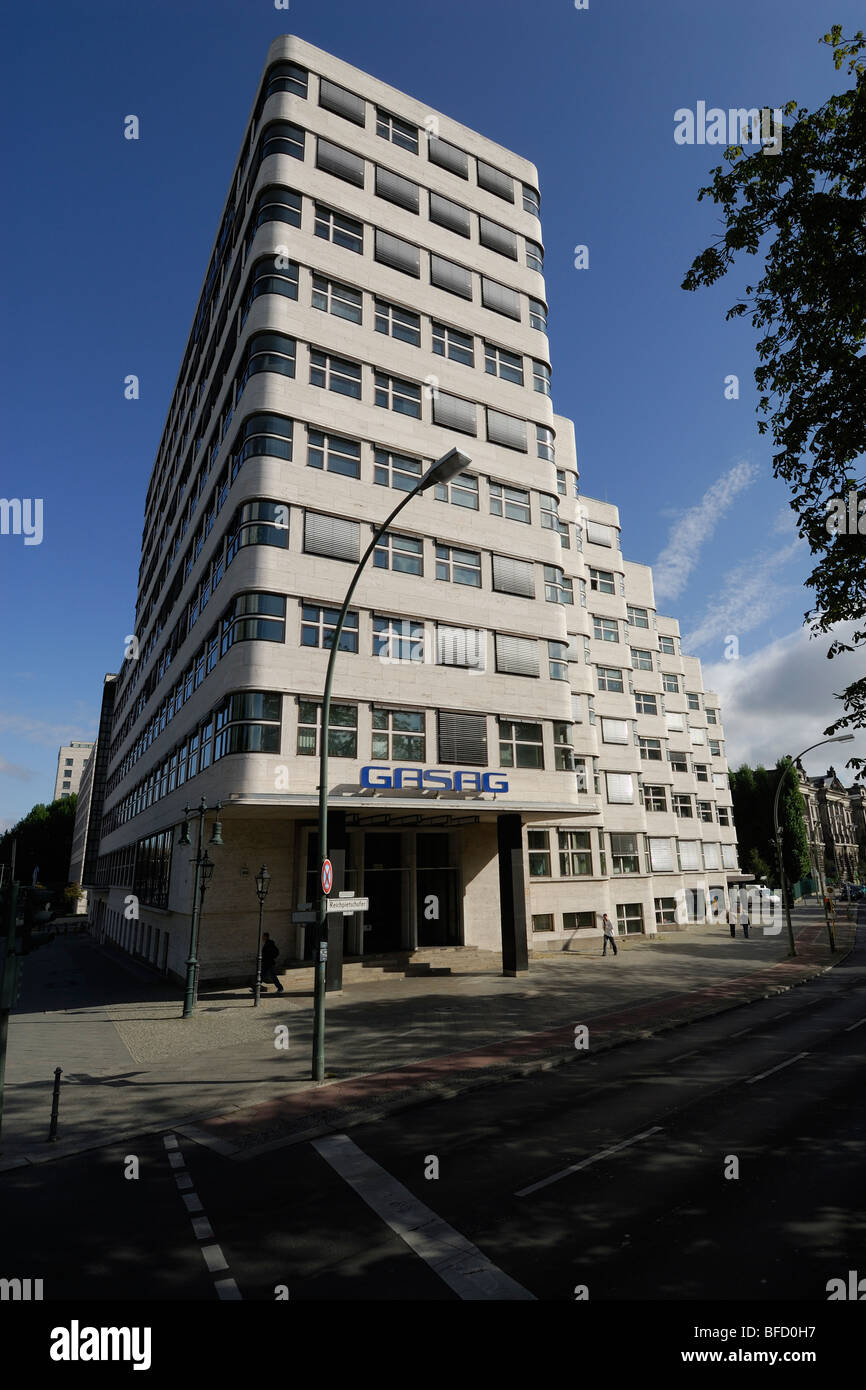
top-left (321, 859), bottom-right (333, 894)
top-left (326, 896), bottom-right (369, 914)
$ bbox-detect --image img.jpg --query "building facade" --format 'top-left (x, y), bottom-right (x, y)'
top-left (87, 37), bottom-right (740, 982)
top-left (53, 742), bottom-right (94, 802)
top-left (70, 675), bottom-right (118, 912)
top-left (798, 766), bottom-right (860, 887)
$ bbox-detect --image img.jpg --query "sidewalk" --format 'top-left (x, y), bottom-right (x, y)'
top-left (0, 903), bottom-right (856, 1170)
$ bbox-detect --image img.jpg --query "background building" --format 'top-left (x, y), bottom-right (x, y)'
top-left (87, 36), bottom-right (740, 982)
top-left (53, 742), bottom-right (94, 801)
top-left (798, 766), bottom-right (859, 887)
top-left (68, 675), bottom-right (118, 914)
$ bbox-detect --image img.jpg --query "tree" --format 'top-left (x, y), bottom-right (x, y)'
top-left (682, 28), bottom-right (866, 778)
top-left (777, 758), bottom-right (812, 884)
top-left (729, 760), bottom-right (810, 885)
top-left (0, 796), bottom-right (78, 891)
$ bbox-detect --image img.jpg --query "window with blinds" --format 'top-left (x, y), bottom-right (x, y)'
top-left (375, 230), bottom-right (420, 276)
top-left (428, 137), bottom-right (469, 177)
top-left (486, 409), bottom-right (527, 452)
top-left (476, 159), bottom-right (514, 201)
top-left (303, 512), bottom-right (360, 562)
top-left (649, 837), bottom-right (674, 872)
top-left (601, 719), bottom-right (630, 744)
top-left (375, 166), bottom-right (419, 212)
top-left (491, 554), bottom-right (535, 598)
top-left (586, 521), bottom-right (613, 546)
top-left (678, 840), bottom-right (701, 870)
top-left (319, 78), bottom-right (366, 125)
top-left (315, 139), bottom-right (365, 186)
top-left (437, 710), bottom-right (488, 765)
top-left (429, 192), bottom-right (471, 236)
top-left (481, 277), bottom-right (521, 319)
top-left (436, 626), bottom-right (485, 670)
top-left (494, 634), bottom-right (539, 677)
top-left (606, 773), bottom-right (635, 803)
top-left (433, 392), bottom-right (477, 435)
top-left (430, 255), bottom-right (473, 298)
top-left (479, 218), bottom-right (518, 258)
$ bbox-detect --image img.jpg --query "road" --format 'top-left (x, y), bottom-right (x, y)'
top-left (1, 928), bottom-right (863, 1301)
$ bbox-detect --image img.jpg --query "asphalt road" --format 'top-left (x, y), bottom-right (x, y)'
top-left (2, 929), bottom-right (863, 1302)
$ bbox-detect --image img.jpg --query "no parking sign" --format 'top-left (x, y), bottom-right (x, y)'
top-left (321, 859), bottom-right (333, 894)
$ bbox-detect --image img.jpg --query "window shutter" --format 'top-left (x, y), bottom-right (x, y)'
top-left (586, 521), bottom-right (613, 546)
top-left (433, 392), bottom-right (477, 435)
top-left (678, 839), bottom-right (701, 870)
top-left (429, 193), bottom-right (470, 236)
top-left (430, 255), bottom-right (472, 298)
top-left (703, 843), bottom-right (721, 869)
top-left (649, 837), bottom-right (674, 871)
top-left (486, 409), bottom-right (527, 452)
top-left (601, 719), bottom-right (630, 744)
top-left (690, 728), bottom-right (705, 745)
top-left (315, 139), bottom-right (365, 186)
top-left (375, 166), bottom-right (419, 211)
top-left (303, 512), bottom-right (360, 562)
top-left (492, 554), bottom-right (535, 597)
top-left (437, 711), bottom-right (487, 765)
top-left (571, 694), bottom-right (583, 723)
top-left (437, 626), bottom-right (485, 669)
top-left (476, 160), bottom-right (514, 201)
top-left (428, 137), bottom-right (469, 177)
top-left (494, 634), bottom-right (539, 676)
top-left (479, 218), bottom-right (518, 258)
top-left (722, 844), bottom-right (738, 868)
top-left (481, 277), bottom-right (521, 319)
top-left (375, 230), bottom-right (420, 276)
top-left (606, 773), bottom-right (635, 803)
top-left (319, 79), bottom-right (366, 125)
top-left (713, 772), bottom-right (727, 789)
top-left (665, 713), bottom-right (684, 732)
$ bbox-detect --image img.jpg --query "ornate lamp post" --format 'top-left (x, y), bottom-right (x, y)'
top-left (178, 798), bottom-right (223, 1017)
top-left (252, 864), bottom-right (271, 1006)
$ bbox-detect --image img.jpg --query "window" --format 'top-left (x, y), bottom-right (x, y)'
top-left (495, 634), bottom-right (540, 677)
top-left (436, 625), bottom-right (485, 670)
top-left (307, 430), bottom-right (361, 479)
top-left (310, 350), bottom-right (362, 398)
top-left (428, 136), bottom-right (469, 178)
top-left (481, 277), bottom-right (521, 319)
top-left (698, 801), bottom-right (715, 824)
top-left (374, 448), bottom-right (423, 492)
top-left (484, 341), bottom-right (524, 385)
top-left (243, 256), bottom-right (299, 318)
top-left (373, 615), bottom-right (424, 663)
top-left (635, 693), bottom-right (658, 716)
top-left (690, 728), bottom-right (706, 746)
top-left (62, 781), bottom-right (71, 790)
top-left (436, 544), bottom-right (481, 587)
top-left (372, 707), bottom-right (425, 760)
top-left (304, 512), bottom-right (361, 562)
top-left (536, 425), bottom-right (555, 462)
top-left (627, 605), bottom-right (650, 629)
top-left (593, 617), bottom-right (619, 643)
top-left (611, 834), bottom-right (640, 875)
top-left (559, 830), bottom-right (592, 876)
top-left (532, 360), bottom-right (552, 395)
top-left (432, 322), bottom-right (474, 365)
top-left (703, 842), bottom-right (722, 870)
top-left (555, 469), bottom-right (567, 497)
top-left (543, 565), bottom-right (573, 605)
top-left (374, 299), bottom-right (421, 345)
top-left (375, 230), bottom-right (420, 277)
top-left (574, 757), bottom-right (588, 792)
top-left (374, 531), bottom-right (423, 575)
top-left (432, 392), bottom-right (477, 435)
top-left (429, 192), bottom-right (471, 237)
top-left (479, 217), bottom-right (518, 258)
top-left (490, 482), bottom-right (530, 523)
top-left (529, 298), bottom-right (547, 332)
top-left (487, 411), bottom-right (528, 452)
top-left (375, 372), bottom-right (422, 417)
top-left (528, 830), bottom-right (551, 878)
top-left (314, 204), bottom-right (363, 254)
top-left (250, 185), bottom-right (302, 235)
top-left (564, 911), bottom-right (595, 932)
top-left (659, 635), bottom-right (676, 655)
top-left (526, 240), bottom-right (544, 272)
top-left (673, 793), bottom-right (693, 818)
top-left (602, 718), bottom-right (630, 745)
top-left (589, 567), bottom-right (616, 595)
top-left (532, 914), bottom-right (554, 933)
top-left (434, 471), bottom-right (479, 510)
top-left (65, 758), bottom-right (73, 766)
top-left (297, 700), bottom-right (358, 757)
top-left (678, 840), bottom-right (701, 871)
top-left (549, 641), bottom-right (569, 680)
top-left (375, 165), bottom-right (420, 212)
top-left (606, 772), bottom-right (636, 804)
top-left (376, 108), bottom-right (418, 153)
top-left (214, 691), bottom-right (282, 759)
top-left (718, 807), bottom-right (730, 827)
top-left (645, 785), bottom-right (667, 812)
top-left (709, 739), bottom-right (722, 757)
top-left (476, 159), bottom-right (514, 201)
top-left (437, 710), bottom-right (488, 765)
top-left (523, 184), bottom-right (541, 216)
top-left (311, 274), bottom-right (362, 324)
top-left (598, 666), bottom-right (624, 693)
top-left (316, 138), bottom-right (365, 186)
top-left (639, 737), bottom-right (663, 761)
top-left (617, 903), bottom-right (644, 935)
top-left (241, 331), bottom-right (296, 386)
top-left (491, 554), bottom-right (534, 597)
top-left (319, 78), bottom-right (365, 125)
top-left (430, 255), bottom-right (472, 298)
top-left (669, 751), bottom-right (688, 773)
top-left (226, 498), bottom-right (289, 561)
top-left (662, 673), bottom-right (679, 694)
top-left (631, 648), bottom-right (653, 672)
top-left (220, 592), bottom-right (286, 650)
top-left (553, 722), bottom-right (574, 771)
top-left (687, 693), bottom-right (701, 711)
top-left (301, 604), bottom-right (359, 653)
top-left (655, 897), bottom-right (678, 926)
top-left (260, 120), bottom-right (305, 163)
top-left (695, 764), bottom-right (709, 783)
top-left (499, 721), bottom-right (544, 768)
top-left (265, 61), bottom-right (308, 99)
top-left (706, 708), bottom-right (718, 725)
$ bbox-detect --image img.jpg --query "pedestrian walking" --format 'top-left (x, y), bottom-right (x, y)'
top-left (729, 909), bottom-right (737, 939)
top-left (741, 910), bottom-right (750, 940)
top-left (601, 913), bottom-right (618, 957)
top-left (260, 932), bottom-right (284, 994)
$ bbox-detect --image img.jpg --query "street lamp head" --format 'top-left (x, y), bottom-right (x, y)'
top-left (200, 851), bottom-right (215, 888)
top-left (255, 864), bottom-right (271, 902)
top-left (178, 819), bottom-right (191, 847)
top-left (418, 447), bottom-right (473, 493)
top-left (209, 817), bottom-right (224, 847)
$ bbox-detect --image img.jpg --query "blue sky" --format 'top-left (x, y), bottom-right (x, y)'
top-left (1, 0), bottom-right (863, 829)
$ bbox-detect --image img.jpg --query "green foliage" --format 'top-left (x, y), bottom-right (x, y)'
top-left (0, 796), bottom-right (78, 890)
top-left (729, 760), bottom-right (811, 884)
top-left (683, 30), bottom-right (866, 777)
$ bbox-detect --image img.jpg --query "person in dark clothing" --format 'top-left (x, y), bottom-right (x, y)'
top-left (260, 932), bottom-right (284, 993)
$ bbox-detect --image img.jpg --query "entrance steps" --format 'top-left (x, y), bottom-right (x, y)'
top-left (277, 945), bottom-right (501, 989)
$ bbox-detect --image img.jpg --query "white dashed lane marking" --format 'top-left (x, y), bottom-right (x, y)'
top-left (515, 1125), bottom-right (663, 1198)
top-left (844, 1016), bottom-right (866, 1032)
top-left (163, 1133), bottom-right (243, 1300)
top-left (745, 1052), bottom-right (809, 1085)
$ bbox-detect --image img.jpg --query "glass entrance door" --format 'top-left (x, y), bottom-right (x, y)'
top-left (416, 833), bottom-right (461, 946)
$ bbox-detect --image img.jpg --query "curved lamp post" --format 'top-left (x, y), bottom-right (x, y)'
top-left (311, 447), bottom-right (472, 1082)
top-left (773, 735), bottom-right (854, 956)
top-left (178, 798), bottom-right (223, 1017)
top-left (253, 863), bottom-right (271, 1006)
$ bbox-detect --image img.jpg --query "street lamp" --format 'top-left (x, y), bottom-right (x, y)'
top-left (178, 797), bottom-right (224, 1017)
top-left (311, 447), bottom-right (472, 1082)
top-left (772, 735), bottom-right (854, 956)
top-left (252, 864), bottom-right (271, 1007)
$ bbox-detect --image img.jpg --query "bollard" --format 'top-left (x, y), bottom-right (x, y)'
top-left (47, 1067), bottom-right (62, 1142)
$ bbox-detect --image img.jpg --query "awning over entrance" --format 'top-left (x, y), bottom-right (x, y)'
top-left (223, 791), bottom-right (600, 822)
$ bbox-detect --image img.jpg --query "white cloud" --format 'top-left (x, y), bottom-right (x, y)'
top-left (653, 460), bottom-right (760, 603)
top-left (0, 758), bottom-right (35, 781)
top-left (0, 713), bottom-right (95, 748)
top-left (681, 538), bottom-right (805, 651)
top-left (703, 622), bottom-right (866, 779)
